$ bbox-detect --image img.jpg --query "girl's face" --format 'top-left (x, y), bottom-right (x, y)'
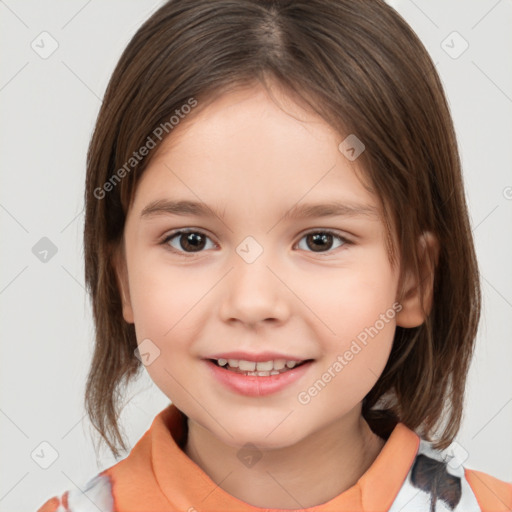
top-left (116, 82), bottom-right (409, 450)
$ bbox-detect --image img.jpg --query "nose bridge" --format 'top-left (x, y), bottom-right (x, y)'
top-left (219, 234), bottom-right (290, 325)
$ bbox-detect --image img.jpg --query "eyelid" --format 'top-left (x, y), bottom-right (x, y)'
top-left (295, 229), bottom-right (352, 256)
top-left (159, 228), bottom-right (218, 257)
top-left (159, 227), bottom-right (353, 256)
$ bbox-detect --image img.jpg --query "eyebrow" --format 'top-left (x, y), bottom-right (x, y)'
top-left (140, 199), bottom-right (379, 221)
top-left (282, 201), bottom-right (379, 220)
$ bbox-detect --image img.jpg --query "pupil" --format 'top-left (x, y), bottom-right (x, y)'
top-left (308, 233), bottom-right (332, 252)
top-left (182, 233), bottom-right (205, 251)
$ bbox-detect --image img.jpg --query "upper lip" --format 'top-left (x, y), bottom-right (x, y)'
top-left (205, 351), bottom-right (313, 362)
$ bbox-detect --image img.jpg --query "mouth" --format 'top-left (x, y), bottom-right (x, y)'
top-left (208, 357), bottom-right (314, 377)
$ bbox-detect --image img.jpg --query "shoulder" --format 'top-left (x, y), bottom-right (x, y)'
top-left (388, 436), bottom-right (512, 512)
top-left (417, 438), bottom-right (512, 511)
top-left (465, 468), bottom-right (512, 512)
top-left (36, 473), bottom-right (114, 512)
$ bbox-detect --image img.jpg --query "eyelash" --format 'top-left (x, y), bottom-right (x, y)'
top-left (159, 228), bottom-right (352, 258)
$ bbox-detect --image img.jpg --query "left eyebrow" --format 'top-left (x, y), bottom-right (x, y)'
top-left (281, 201), bottom-right (379, 220)
top-left (139, 199), bottom-right (379, 221)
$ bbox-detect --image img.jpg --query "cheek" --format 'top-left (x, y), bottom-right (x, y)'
top-left (127, 261), bottom-right (207, 400)
top-left (295, 255), bottom-right (397, 393)
top-left (297, 259), bottom-right (398, 339)
top-left (128, 257), bottom-right (206, 336)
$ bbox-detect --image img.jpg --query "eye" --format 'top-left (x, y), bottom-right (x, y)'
top-left (296, 230), bottom-right (349, 254)
top-left (161, 229), bottom-right (216, 256)
top-left (160, 229), bottom-right (350, 257)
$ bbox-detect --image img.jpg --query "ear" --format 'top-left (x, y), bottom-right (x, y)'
top-left (395, 232), bottom-right (439, 328)
top-left (112, 242), bottom-right (134, 324)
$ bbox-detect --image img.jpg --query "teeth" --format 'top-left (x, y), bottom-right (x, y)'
top-left (256, 361), bottom-right (273, 371)
top-left (273, 359), bottom-right (286, 370)
top-left (215, 358), bottom-right (306, 372)
top-left (238, 360), bottom-right (256, 371)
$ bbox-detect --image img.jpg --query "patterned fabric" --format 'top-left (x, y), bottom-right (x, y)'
top-left (37, 449), bottom-right (485, 512)
top-left (37, 474), bottom-right (114, 512)
top-left (36, 405), bottom-right (512, 512)
top-left (388, 439), bottom-right (482, 512)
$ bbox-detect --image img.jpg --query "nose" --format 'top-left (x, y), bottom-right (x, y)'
top-left (218, 249), bottom-right (291, 328)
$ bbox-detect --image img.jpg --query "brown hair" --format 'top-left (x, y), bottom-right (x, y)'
top-left (84, 0), bottom-right (480, 458)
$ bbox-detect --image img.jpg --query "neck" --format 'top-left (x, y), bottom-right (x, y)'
top-left (184, 410), bottom-right (386, 509)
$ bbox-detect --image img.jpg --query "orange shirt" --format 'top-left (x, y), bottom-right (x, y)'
top-left (37, 403), bottom-right (512, 511)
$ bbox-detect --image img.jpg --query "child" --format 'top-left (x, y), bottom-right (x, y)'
top-left (38, 0), bottom-right (511, 510)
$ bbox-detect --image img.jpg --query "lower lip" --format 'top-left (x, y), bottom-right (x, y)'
top-left (205, 359), bottom-right (313, 397)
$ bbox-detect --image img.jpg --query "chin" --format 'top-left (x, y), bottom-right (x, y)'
top-left (218, 419), bottom-right (308, 451)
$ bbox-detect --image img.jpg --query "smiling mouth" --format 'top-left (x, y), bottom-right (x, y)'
top-left (209, 358), bottom-right (313, 377)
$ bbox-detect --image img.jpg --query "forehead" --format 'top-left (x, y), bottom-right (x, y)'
top-left (130, 83), bottom-right (378, 220)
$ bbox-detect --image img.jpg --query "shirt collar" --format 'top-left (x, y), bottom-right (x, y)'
top-left (147, 403), bottom-right (420, 511)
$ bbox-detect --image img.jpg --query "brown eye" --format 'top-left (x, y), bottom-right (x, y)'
top-left (163, 230), bottom-right (215, 254)
top-left (161, 229), bottom-right (349, 257)
top-left (297, 231), bottom-right (347, 253)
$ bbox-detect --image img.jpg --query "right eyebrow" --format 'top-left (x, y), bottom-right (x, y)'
top-left (140, 199), bottom-right (225, 220)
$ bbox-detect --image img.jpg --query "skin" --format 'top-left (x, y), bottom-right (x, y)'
top-left (114, 81), bottom-right (435, 509)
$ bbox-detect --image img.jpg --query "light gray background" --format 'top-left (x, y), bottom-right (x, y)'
top-left (0, 0), bottom-right (511, 509)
